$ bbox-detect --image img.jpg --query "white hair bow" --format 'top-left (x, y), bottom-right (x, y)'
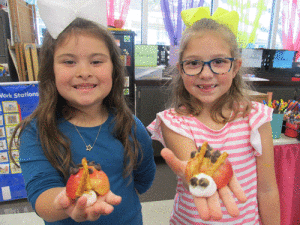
top-left (37, 0), bottom-right (107, 39)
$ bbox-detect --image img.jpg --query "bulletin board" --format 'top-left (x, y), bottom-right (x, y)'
top-left (0, 82), bottom-right (39, 202)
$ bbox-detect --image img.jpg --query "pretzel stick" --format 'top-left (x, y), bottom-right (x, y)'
top-left (197, 142), bottom-right (208, 162)
top-left (185, 142), bottom-right (210, 181)
top-left (185, 158), bottom-right (200, 181)
top-left (76, 158), bottom-right (92, 197)
top-left (201, 157), bottom-right (210, 170)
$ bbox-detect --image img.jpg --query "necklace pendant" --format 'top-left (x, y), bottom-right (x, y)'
top-left (73, 123), bottom-right (102, 152)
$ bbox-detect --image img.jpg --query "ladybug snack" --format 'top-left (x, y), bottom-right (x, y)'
top-left (185, 142), bottom-right (233, 197)
top-left (66, 158), bottom-right (110, 206)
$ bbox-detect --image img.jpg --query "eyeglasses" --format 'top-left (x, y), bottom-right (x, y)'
top-left (180, 58), bottom-right (235, 76)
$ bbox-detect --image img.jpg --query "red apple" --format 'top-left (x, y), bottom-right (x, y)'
top-left (66, 158), bottom-right (110, 201)
top-left (185, 142), bottom-right (233, 190)
top-left (66, 168), bottom-right (84, 199)
top-left (211, 159), bottom-right (233, 189)
top-left (90, 169), bottom-right (110, 196)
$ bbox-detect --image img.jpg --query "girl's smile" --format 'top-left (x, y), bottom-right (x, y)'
top-left (196, 84), bottom-right (217, 91)
top-left (72, 83), bottom-right (98, 93)
top-left (73, 83), bottom-right (97, 89)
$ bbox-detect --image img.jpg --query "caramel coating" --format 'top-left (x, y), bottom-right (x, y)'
top-left (185, 142), bottom-right (228, 182)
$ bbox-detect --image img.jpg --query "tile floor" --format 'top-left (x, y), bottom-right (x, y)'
top-left (0, 200), bottom-right (174, 225)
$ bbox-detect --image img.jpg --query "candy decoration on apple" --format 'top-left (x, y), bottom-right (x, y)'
top-left (66, 158), bottom-right (110, 206)
top-left (185, 142), bottom-right (233, 197)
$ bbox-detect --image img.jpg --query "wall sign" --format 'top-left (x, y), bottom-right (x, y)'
top-left (0, 82), bottom-right (39, 201)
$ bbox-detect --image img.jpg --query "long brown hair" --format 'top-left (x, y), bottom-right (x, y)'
top-left (9, 18), bottom-right (141, 182)
top-left (169, 18), bottom-right (253, 122)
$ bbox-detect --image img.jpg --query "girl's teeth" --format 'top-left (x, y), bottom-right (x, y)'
top-left (76, 85), bottom-right (96, 89)
top-left (198, 85), bottom-right (216, 89)
top-left (78, 86), bottom-right (92, 89)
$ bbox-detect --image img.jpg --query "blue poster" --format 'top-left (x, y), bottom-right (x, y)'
top-left (0, 83), bottom-right (39, 201)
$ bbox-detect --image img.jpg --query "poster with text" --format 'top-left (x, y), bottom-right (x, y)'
top-left (0, 83), bottom-right (39, 201)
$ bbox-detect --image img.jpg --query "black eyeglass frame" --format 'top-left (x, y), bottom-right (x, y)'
top-left (180, 57), bottom-right (235, 76)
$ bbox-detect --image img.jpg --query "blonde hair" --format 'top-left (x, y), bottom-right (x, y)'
top-left (169, 18), bottom-right (253, 122)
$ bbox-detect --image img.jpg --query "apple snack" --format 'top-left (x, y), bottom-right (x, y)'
top-left (66, 158), bottom-right (110, 206)
top-left (185, 142), bottom-right (233, 197)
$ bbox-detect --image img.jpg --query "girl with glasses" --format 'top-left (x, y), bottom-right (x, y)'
top-left (147, 9), bottom-right (280, 225)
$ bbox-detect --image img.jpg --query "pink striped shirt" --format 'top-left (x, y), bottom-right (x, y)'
top-left (147, 101), bottom-right (273, 225)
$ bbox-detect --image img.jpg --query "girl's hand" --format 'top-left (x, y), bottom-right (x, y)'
top-left (53, 188), bottom-right (122, 222)
top-left (161, 148), bottom-right (247, 221)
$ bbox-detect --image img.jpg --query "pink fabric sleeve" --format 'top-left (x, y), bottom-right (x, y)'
top-left (147, 109), bottom-right (194, 147)
top-left (249, 101), bottom-right (273, 156)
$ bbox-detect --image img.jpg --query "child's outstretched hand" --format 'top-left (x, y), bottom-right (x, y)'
top-left (53, 188), bottom-right (122, 222)
top-left (161, 148), bottom-right (247, 221)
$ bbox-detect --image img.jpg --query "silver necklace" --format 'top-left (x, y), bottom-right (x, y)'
top-left (73, 124), bottom-right (102, 151)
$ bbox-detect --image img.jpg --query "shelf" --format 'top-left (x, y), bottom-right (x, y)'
top-left (273, 134), bottom-right (299, 146)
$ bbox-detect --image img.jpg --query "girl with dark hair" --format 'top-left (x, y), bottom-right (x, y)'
top-left (9, 4), bottom-right (155, 225)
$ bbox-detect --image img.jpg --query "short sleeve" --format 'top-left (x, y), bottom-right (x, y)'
top-left (147, 109), bottom-right (194, 147)
top-left (249, 102), bottom-right (273, 156)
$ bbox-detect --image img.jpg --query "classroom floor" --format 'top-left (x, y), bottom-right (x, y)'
top-left (0, 200), bottom-right (174, 225)
top-left (0, 157), bottom-right (177, 224)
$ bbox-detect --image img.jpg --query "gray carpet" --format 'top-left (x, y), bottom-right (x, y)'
top-left (139, 156), bottom-right (177, 202)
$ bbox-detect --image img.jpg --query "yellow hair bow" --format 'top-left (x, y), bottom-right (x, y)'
top-left (181, 7), bottom-right (239, 36)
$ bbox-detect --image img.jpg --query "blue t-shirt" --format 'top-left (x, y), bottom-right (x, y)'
top-left (19, 113), bottom-right (156, 224)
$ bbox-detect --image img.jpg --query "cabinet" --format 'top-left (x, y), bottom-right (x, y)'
top-left (246, 90), bottom-right (268, 103)
top-left (0, 10), bottom-right (10, 64)
top-left (0, 9), bottom-right (17, 82)
top-left (110, 30), bottom-right (135, 112)
top-left (253, 86), bottom-right (298, 102)
top-left (136, 83), bottom-right (171, 156)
